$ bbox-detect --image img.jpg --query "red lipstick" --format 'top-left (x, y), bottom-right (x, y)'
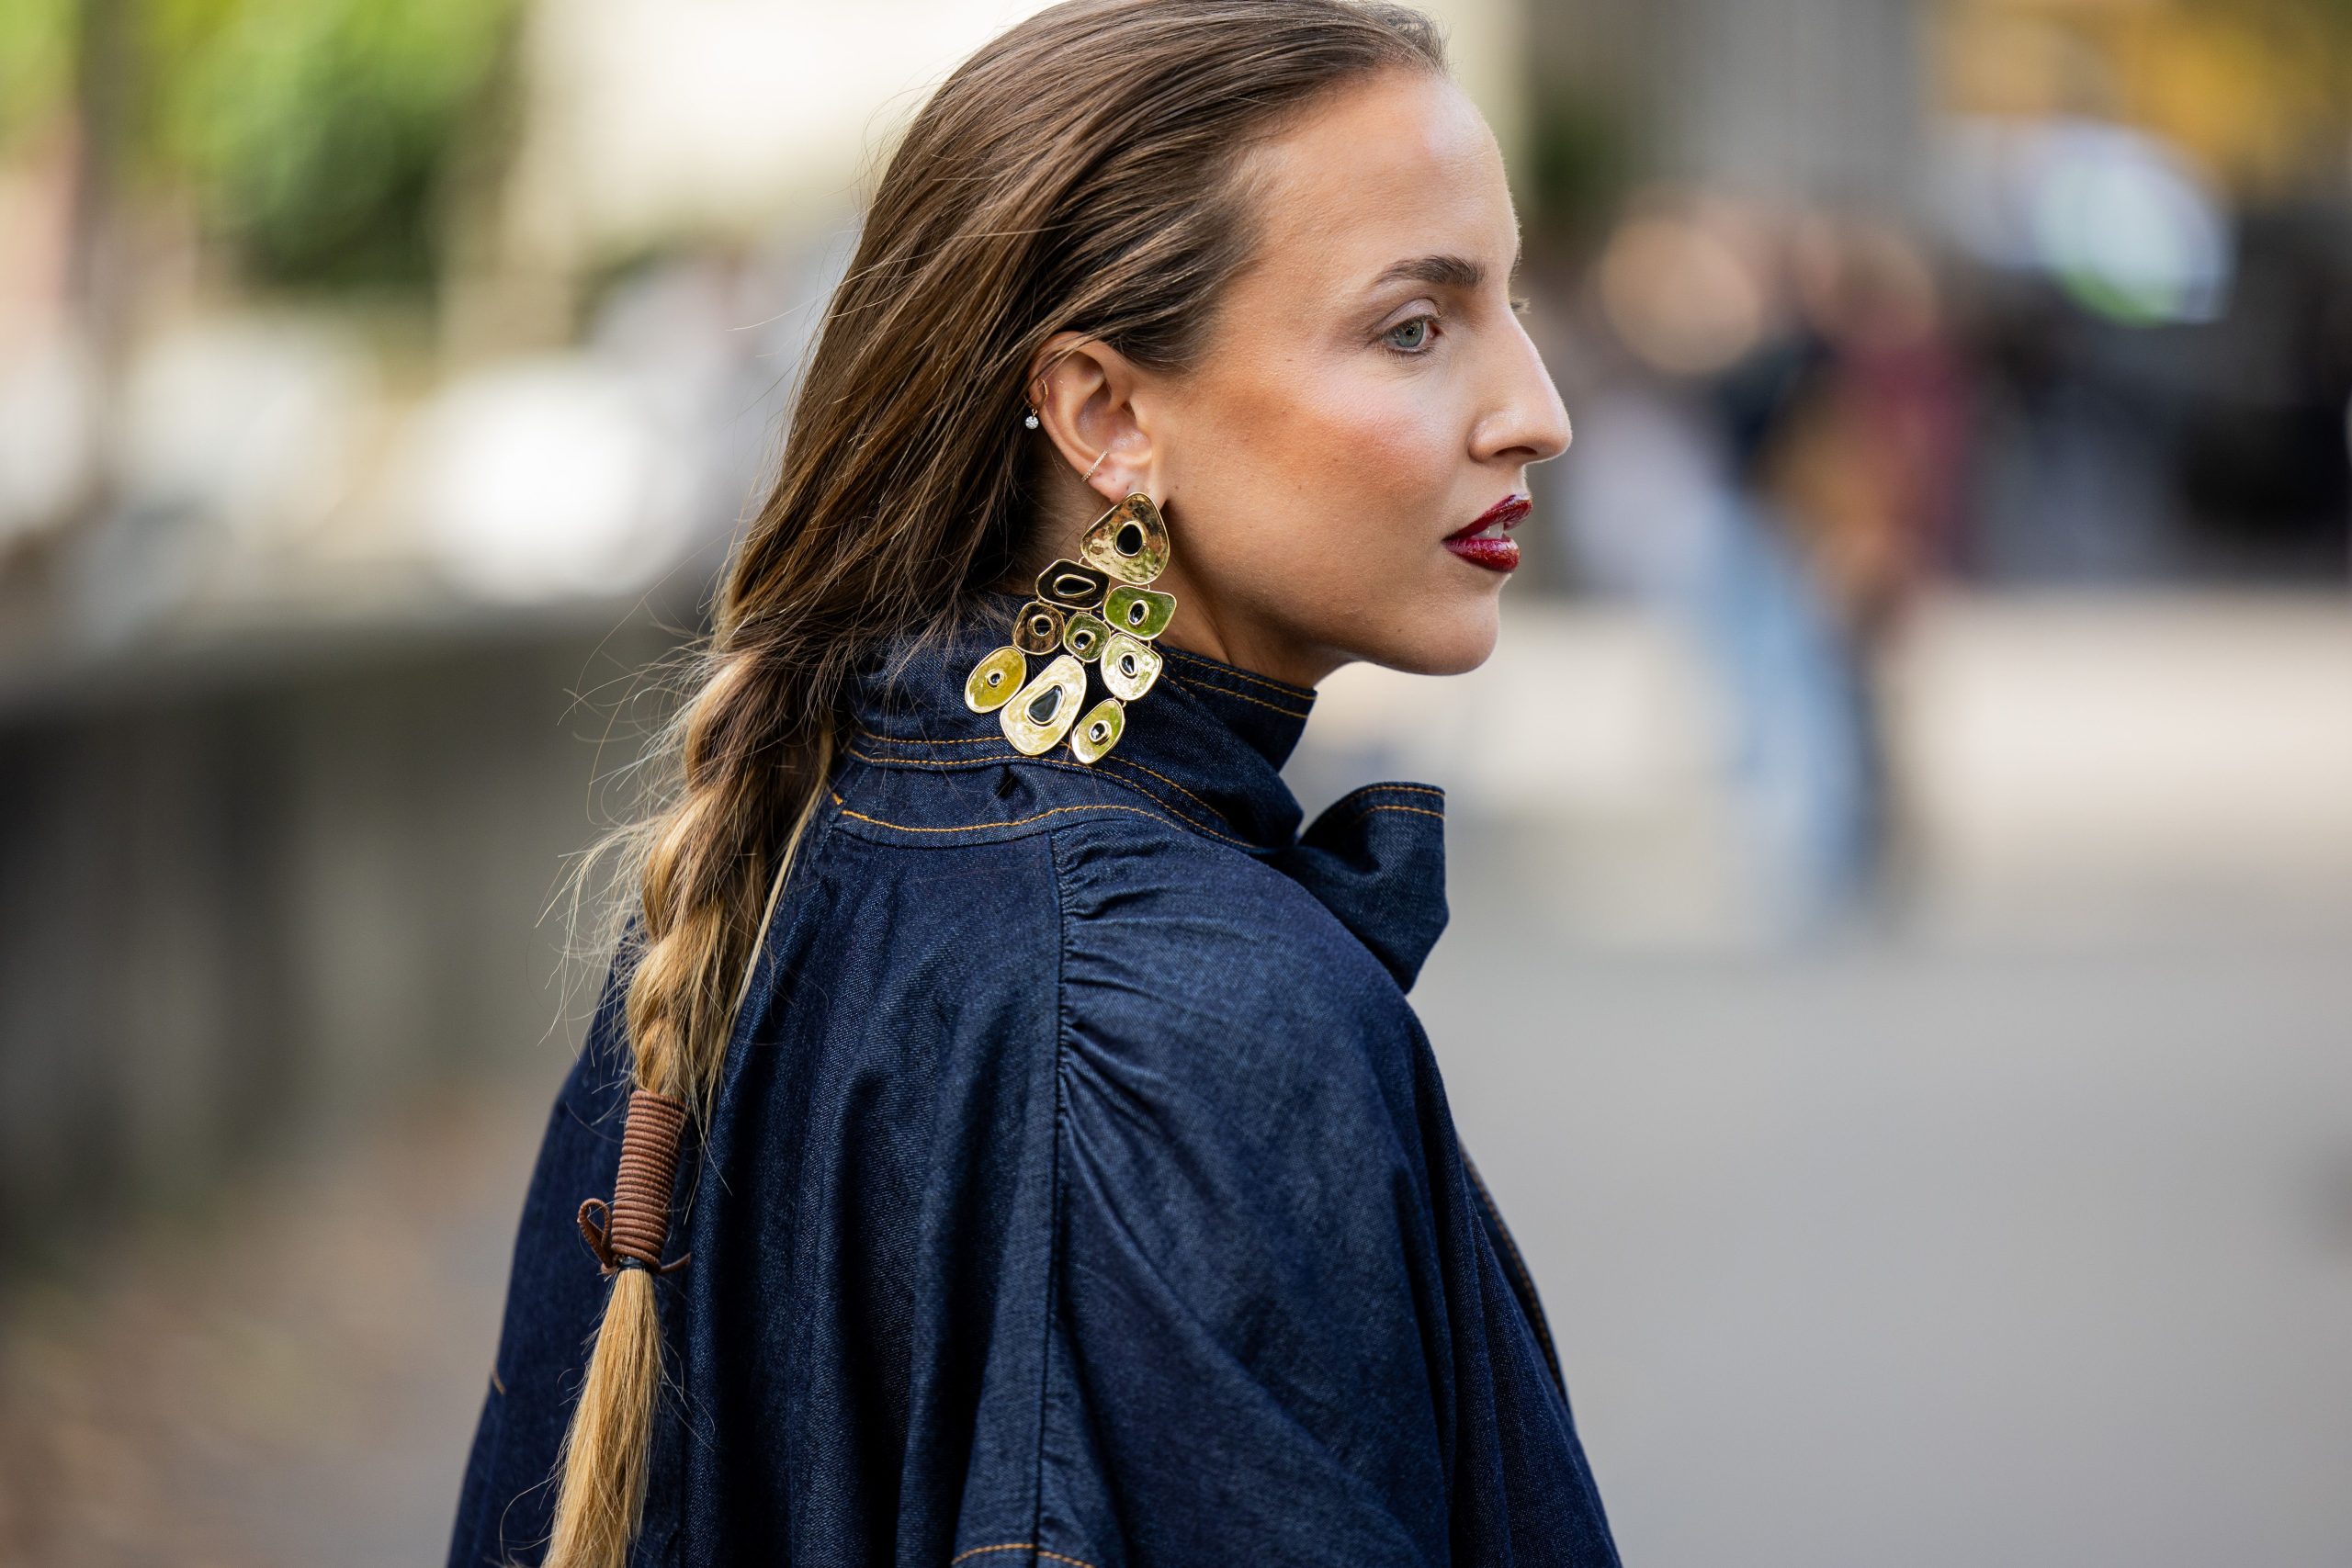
top-left (1442, 494), bottom-right (1529, 572)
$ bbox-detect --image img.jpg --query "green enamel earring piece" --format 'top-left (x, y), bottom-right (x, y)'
top-left (964, 645), bottom-right (1027, 713)
top-left (1102, 583), bottom-right (1175, 640)
top-left (1069, 698), bottom-right (1125, 763)
top-left (1099, 631), bottom-right (1161, 701)
top-left (1062, 609), bottom-right (1111, 662)
top-left (965, 492), bottom-right (1177, 766)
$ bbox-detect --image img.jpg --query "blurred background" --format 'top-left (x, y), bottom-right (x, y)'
top-left (1, 0), bottom-right (2347, 1562)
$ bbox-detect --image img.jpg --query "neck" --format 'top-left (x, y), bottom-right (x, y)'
top-left (1152, 599), bottom-right (1348, 690)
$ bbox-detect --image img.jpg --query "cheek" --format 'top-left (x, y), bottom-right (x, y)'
top-left (1192, 361), bottom-right (1457, 570)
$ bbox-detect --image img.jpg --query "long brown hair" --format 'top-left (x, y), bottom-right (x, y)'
top-left (542, 4), bottom-right (1447, 1563)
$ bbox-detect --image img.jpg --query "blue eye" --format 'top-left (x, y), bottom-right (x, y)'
top-left (1383, 315), bottom-right (1436, 352)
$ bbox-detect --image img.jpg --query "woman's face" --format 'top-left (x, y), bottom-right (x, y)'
top-left (1031, 68), bottom-right (1572, 687)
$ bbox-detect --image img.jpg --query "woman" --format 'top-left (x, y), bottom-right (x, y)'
top-left (448, 3), bottom-right (1609, 1565)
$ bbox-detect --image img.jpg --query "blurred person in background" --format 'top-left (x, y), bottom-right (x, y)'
top-left (449, 5), bottom-right (1608, 1568)
top-left (1566, 196), bottom-right (1966, 931)
top-left (1708, 209), bottom-right (1967, 921)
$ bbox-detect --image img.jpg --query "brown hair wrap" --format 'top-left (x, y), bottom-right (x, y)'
top-left (578, 1089), bottom-right (692, 1277)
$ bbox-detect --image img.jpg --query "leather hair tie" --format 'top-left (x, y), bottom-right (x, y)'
top-left (578, 1088), bottom-right (692, 1277)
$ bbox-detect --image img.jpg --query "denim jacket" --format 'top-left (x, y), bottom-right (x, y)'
top-left (448, 595), bottom-right (1620, 1568)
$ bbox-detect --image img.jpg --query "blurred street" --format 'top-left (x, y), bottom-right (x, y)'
top-left (1429, 840), bottom-right (2352, 1568)
top-left (0, 1077), bottom-right (549, 1567)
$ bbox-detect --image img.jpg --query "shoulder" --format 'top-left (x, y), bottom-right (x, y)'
top-left (1037, 819), bottom-right (1453, 1406)
top-left (1049, 811), bottom-right (1408, 1010)
top-left (1044, 815), bottom-right (1425, 1136)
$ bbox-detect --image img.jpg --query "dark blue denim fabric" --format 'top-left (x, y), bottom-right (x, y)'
top-left (448, 596), bottom-right (1620, 1568)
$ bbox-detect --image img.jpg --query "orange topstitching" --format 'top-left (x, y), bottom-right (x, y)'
top-left (948, 1545), bottom-right (1102, 1568)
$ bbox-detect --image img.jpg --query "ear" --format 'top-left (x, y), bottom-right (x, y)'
top-left (1027, 331), bottom-right (1160, 505)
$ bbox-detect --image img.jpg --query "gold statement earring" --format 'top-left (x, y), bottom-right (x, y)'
top-left (964, 491), bottom-right (1175, 765)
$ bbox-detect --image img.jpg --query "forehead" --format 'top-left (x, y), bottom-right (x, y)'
top-left (1233, 70), bottom-right (1514, 292)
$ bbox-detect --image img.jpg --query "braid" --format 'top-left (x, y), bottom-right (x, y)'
top-left (545, 637), bottom-right (826, 1567)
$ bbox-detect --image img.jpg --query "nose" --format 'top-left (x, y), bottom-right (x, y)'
top-left (1473, 321), bottom-right (1572, 468)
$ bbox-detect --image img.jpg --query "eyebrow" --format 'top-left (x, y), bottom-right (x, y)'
top-left (1369, 239), bottom-right (1524, 293)
top-left (1374, 254), bottom-right (1482, 289)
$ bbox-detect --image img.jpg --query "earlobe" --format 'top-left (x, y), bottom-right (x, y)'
top-left (1083, 434), bottom-right (1159, 504)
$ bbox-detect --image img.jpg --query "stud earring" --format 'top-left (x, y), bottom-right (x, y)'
top-left (964, 491), bottom-right (1175, 766)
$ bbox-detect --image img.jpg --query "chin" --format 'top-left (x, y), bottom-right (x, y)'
top-left (1360, 594), bottom-right (1502, 678)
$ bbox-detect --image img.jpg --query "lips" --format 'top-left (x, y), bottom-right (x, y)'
top-left (1442, 493), bottom-right (1530, 573)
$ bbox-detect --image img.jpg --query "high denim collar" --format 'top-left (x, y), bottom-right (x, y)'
top-left (845, 592), bottom-right (1450, 989)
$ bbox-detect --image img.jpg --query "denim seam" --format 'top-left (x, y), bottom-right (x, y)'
top-left (1033, 832), bottom-right (1078, 1568)
top-left (839, 799), bottom-right (1171, 835)
top-left (1163, 671), bottom-right (1311, 718)
top-left (1095, 753), bottom-right (1227, 825)
top-left (1336, 783), bottom-right (1446, 802)
top-left (841, 744), bottom-right (1252, 848)
top-left (1462, 1157), bottom-right (1566, 1397)
top-left (1158, 646), bottom-right (1317, 704)
top-left (851, 728), bottom-right (1235, 831)
top-left (950, 1546), bottom-right (1101, 1568)
top-left (846, 732), bottom-right (1007, 750)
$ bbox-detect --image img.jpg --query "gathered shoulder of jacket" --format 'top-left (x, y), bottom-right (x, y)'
top-left (447, 597), bottom-right (1620, 1568)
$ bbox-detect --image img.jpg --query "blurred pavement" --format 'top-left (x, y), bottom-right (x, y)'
top-left (1427, 830), bottom-right (2352, 1568)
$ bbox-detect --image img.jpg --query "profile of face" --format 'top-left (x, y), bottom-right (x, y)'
top-left (1026, 67), bottom-right (1573, 688)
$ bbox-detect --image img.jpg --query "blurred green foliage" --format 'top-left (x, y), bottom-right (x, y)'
top-left (153, 0), bottom-right (520, 289)
top-left (0, 0), bottom-right (72, 152)
top-left (1522, 90), bottom-right (1632, 242)
top-left (0, 0), bottom-right (518, 291)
